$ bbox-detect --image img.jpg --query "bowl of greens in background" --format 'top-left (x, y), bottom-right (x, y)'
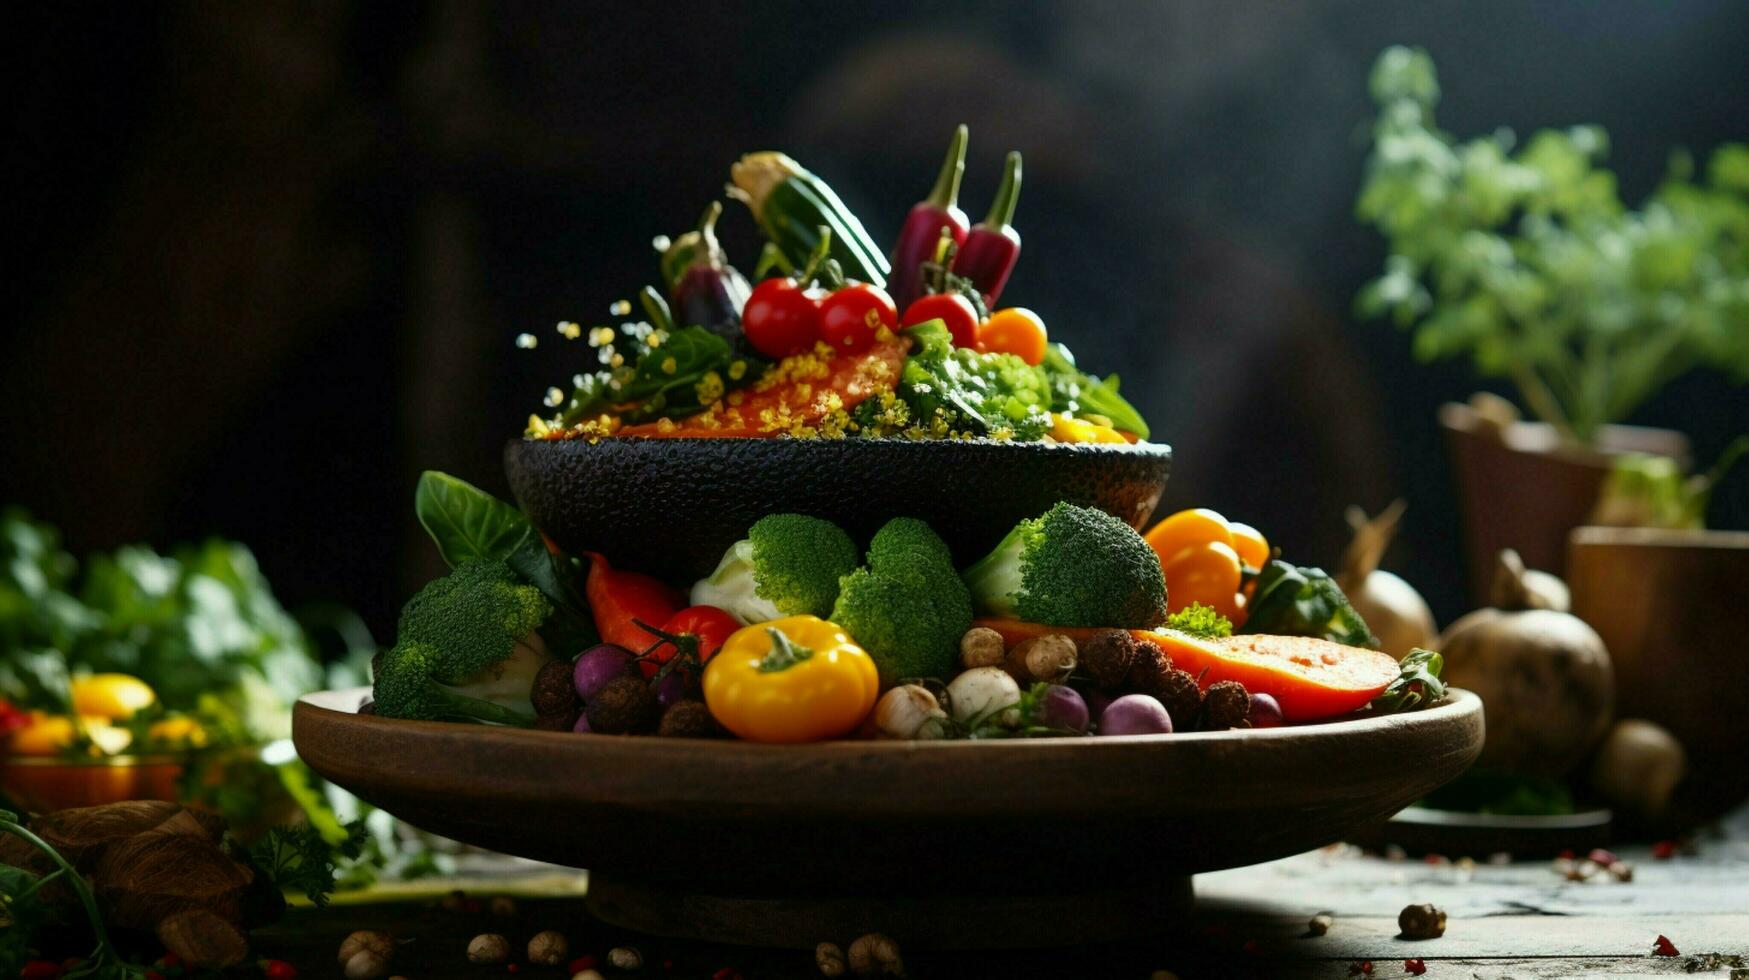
top-left (0, 509), bottom-right (369, 839)
top-left (504, 437), bottom-right (1172, 584)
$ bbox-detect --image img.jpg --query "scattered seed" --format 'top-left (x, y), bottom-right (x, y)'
top-left (607, 946), bottom-right (643, 970)
top-left (1308, 913), bottom-right (1333, 936)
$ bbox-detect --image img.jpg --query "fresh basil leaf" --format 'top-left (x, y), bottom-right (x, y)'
top-left (415, 471), bottom-right (535, 568)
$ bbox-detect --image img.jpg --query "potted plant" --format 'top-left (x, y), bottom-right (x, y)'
top-left (1355, 46), bottom-right (1749, 599)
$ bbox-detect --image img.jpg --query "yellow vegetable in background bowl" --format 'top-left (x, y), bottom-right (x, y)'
top-left (70, 673), bottom-right (157, 720)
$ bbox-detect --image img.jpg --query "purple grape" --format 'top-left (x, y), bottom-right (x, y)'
top-left (1037, 684), bottom-right (1089, 733)
top-left (1247, 692), bottom-right (1285, 729)
top-left (652, 668), bottom-right (692, 708)
top-left (572, 711), bottom-right (592, 733)
top-left (1098, 694), bottom-right (1174, 736)
top-left (573, 644), bottom-right (634, 700)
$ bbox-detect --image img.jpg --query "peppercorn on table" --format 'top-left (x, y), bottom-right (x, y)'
top-left (251, 802), bottom-right (1749, 978)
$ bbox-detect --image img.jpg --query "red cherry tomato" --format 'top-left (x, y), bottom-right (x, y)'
top-left (818, 283), bottom-right (898, 354)
top-left (742, 277), bottom-right (821, 358)
top-left (640, 604), bottom-right (740, 677)
top-left (901, 293), bottom-right (980, 348)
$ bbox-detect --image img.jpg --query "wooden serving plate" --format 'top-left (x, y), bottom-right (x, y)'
top-left (294, 688), bottom-right (1482, 948)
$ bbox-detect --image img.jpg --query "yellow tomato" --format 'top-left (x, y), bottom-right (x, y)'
top-left (71, 673), bottom-right (157, 720)
top-left (1049, 413), bottom-right (1128, 444)
top-left (8, 713), bottom-right (133, 756)
top-left (1163, 541), bottom-right (1244, 621)
top-left (1228, 522), bottom-right (1271, 569)
top-left (978, 308), bottom-right (1049, 365)
top-left (1145, 508), bottom-right (1234, 569)
top-left (146, 715), bottom-right (208, 749)
top-left (702, 615), bottom-right (879, 743)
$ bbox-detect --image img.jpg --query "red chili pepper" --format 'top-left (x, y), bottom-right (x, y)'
top-left (20, 962), bottom-right (62, 979)
top-left (901, 293), bottom-right (980, 349)
top-left (889, 125), bottom-right (969, 309)
top-left (1652, 934), bottom-right (1679, 956)
top-left (584, 552), bottom-right (684, 653)
top-left (1404, 959), bottom-right (1427, 975)
top-left (818, 283), bottom-right (898, 354)
top-left (640, 604), bottom-right (740, 678)
top-left (740, 276), bottom-right (822, 359)
top-left (952, 150), bottom-right (1022, 306)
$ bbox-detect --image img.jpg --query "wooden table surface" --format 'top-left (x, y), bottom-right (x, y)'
top-left (255, 804), bottom-right (1749, 979)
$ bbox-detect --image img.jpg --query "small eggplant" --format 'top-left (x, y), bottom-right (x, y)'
top-left (660, 201), bottom-right (751, 344)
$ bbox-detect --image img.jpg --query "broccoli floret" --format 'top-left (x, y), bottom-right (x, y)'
top-left (962, 502), bottom-right (1168, 629)
top-left (828, 518), bottom-right (969, 687)
top-left (373, 558), bottom-right (554, 725)
top-left (690, 513), bottom-right (858, 623)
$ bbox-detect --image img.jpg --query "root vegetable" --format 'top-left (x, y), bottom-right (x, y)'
top-left (1080, 629), bottom-right (1137, 690)
top-left (873, 684), bottom-right (948, 739)
top-left (1439, 550), bottom-right (1612, 778)
top-left (658, 700), bottom-right (726, 738)
top-left (1200, 680), bottom-right (1251, 730)
top-left (1589, 718), bottom-right (1686, 824)
top-left (1099, 694), bottom-right (1173, 735)
top-left (1490, 548), bottom-right (1569, 612)
top-left (958, 627), bottom-right (1006, 668)
top-left (606, 946), bottom-right (642, 969)
top-left (1036, 684), bottom-right (1089, 733)
top-left (1005, 633), bottom-right (1077, 683)
top-left (1337, 501), bottom-right (1437, 657)
top-left (573, 644), bottom-right (635, 700)
top-left (946, 667), bottom-right (1021, 727)
top-left (586, 674), bottom-right (659, 734)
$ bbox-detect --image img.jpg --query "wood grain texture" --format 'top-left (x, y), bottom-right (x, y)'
top-left (293, 688), bottom-right (1481, 946)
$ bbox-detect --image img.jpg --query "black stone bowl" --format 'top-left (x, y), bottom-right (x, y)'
top-left (503, 437), bottom-right (1172, 584)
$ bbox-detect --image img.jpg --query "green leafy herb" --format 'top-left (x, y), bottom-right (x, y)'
top-left (881, 321), bottom-right (1053, 439)
top-left (1165, 602), bottom-right (1234, 640)
top-left (413, 472), bottom-right (598, 653)
top-left (1592, 436), bottom-right (1749, 530)
top-left (1370, 648), bottom-right (1446, 712)
top-left (1239, 560), bottom-right (1378, 648)
top-left (1040, 343), bottom-right (1150, 440)
top-left (1357, 46), bottom-right (1749, 444)
top-left (249, 820), bottom-right (368, 909)
top-left (415, 471), bottom-right (536, 567)
top-left (557, 322), bottom-right (760, 426)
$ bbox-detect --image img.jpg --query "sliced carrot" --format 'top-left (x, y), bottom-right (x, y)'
top-left (973, 618), bottom-right (1400, 722)
top-left (617, 340), bottom-right (906, 439)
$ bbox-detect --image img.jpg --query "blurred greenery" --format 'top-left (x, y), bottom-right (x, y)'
top-left (1357, 46), bottom-right (1749, 444)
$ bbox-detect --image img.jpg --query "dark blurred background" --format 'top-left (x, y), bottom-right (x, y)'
top-left (6, 0), bottom-right (1747, 643)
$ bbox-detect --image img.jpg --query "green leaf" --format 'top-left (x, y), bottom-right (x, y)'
top-left (415, 471), bottom-right (536, 568)
top-left (1371, 648), bottom-right (1447, 712)
top-left (1238, 560), bottom-right (1377, 649)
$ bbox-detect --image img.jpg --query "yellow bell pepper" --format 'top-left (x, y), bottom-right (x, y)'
top-left (8, 713), bottom-right (133, 756)
top-left (1049, 412), bottom-right (1128, 444)
top-left (702, 615), bottom-right (879, 743)
top-left (71, 673), bottom-right (157, 720)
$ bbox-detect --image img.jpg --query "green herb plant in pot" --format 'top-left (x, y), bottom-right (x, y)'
top-left (1355, 46), bottom-right (1749, 601)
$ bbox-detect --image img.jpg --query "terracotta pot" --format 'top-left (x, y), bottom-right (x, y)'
top-left (1441, 403), bottom-right (1688, 604)
top-left (1568, 526), bottom-right (1749, 827)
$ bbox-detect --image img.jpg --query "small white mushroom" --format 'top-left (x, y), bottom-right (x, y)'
top-left (1005, 633), bottom-right (1077, 682)
top-left (958, 627), bottom-right (1006, 668)
top-left (945, 667), bottom-right (1021, 727)
top-left (873, 685), bottom-right (948, 739)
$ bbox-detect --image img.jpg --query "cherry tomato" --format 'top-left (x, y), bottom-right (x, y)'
top-left (1144, 507), bottom-right (1234, 570)
top-left (1228, 522), bottom-right (1271, 569)
top-left (1163, 541), bottom-right (1244, 620)
top-left (818, 283), bottom-right (897, 354)
top-left (741, 277), bottom-right (821, 358)
top-left (901, 293), bottom-right (980, 348)
top-left (978, 308), bottom-right (1048, 365)
top-left (640, 604), bottom-right (741, 678)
